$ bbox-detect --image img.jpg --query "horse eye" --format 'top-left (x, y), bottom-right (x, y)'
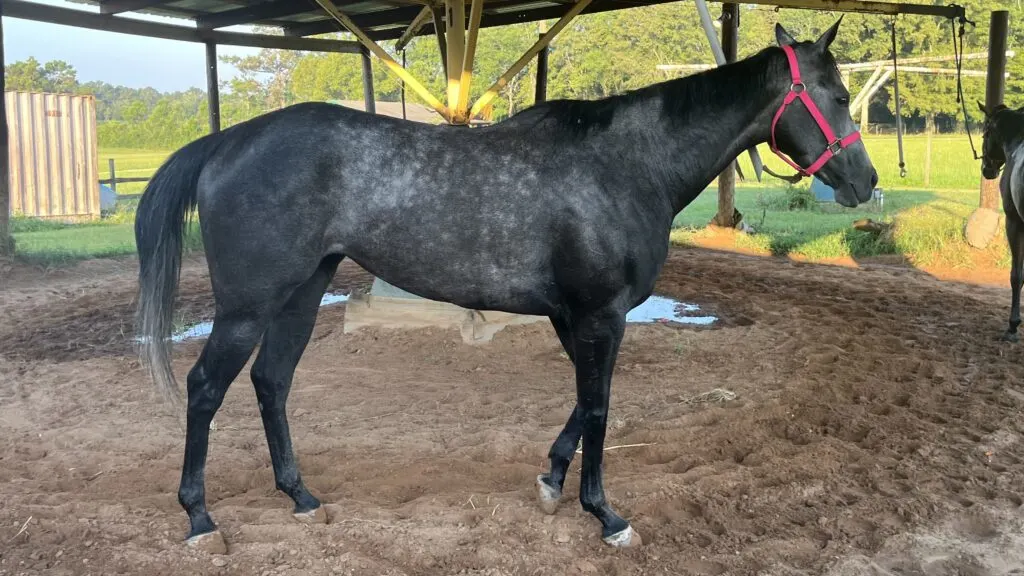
top-left (838, 96), bottom-right (850, 106)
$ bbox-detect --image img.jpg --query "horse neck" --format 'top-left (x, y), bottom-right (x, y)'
top-left (602, 50), bottom-right (788, 215)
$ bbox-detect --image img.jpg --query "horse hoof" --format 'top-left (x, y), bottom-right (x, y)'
top-left (293, 506), bottom-right (328, 524)
top-left (536, 474), bottom-right (561, 515)
top-left (1001, 332), bottom-right (1019, 343)
top-left (186, 530), bottom-right (228, 555)
top-left (602, 525), bottom-right (642, 548)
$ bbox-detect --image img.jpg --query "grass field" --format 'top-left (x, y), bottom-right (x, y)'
top-left (8, 136), bottom-right (1006, 271)
top-left (97, 135), bottom-right (984, 196)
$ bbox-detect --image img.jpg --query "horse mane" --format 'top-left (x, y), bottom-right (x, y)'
top-left (496, 45), bottom-right (785, 138)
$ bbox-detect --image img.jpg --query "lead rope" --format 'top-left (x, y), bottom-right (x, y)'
top-left (891, 16), bottom-right (907, 178)
top-left (951, 13), bottom-right (981, 159)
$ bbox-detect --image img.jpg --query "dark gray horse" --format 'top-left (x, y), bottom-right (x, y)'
top-left (135, 20), bottom-right (876, 551)
top-left (980, 101), bottom-right (1024, 342)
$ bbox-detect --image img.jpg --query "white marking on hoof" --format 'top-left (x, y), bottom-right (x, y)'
top-left (293, 506), bottom-right (328, 524)
top-left (602, 525), bottom-right (642, 548)
top-left (186, 530), bottom-right (228, 555)
top-left (536, 474), bottom-right (561, 515)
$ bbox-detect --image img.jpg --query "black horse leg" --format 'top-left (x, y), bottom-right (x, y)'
top-left (179, 310), bottom-right (267, 550)
top-left (1004, 214), bottom-right (1024, 342)
top-left (250, 256), bottom-right (341, 522)
top-left (537, 315), bottom-right (582, 513)
top-left (571, 308), bottom-right (640, 547)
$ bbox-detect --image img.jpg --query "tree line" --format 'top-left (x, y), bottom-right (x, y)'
top-left (5, 0), bottom-right (1019, 151)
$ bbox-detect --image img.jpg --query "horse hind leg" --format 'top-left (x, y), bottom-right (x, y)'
top-left (179, 308), bottom-right (270, 553)
top-left (250, 255), bottom-right (342, 523)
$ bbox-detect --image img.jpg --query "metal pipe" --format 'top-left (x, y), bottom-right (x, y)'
top-left (361, 46), bottom-right (376, 115)
top-left (205, 42), bottom-right (221, 133)
top-left (694, 0), bottom-right (764, 181)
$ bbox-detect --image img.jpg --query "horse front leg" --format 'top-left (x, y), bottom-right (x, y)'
top-left (570, 308), bottom-right (642, 547)
top-left (1003, 213), bottom-right (1024, 342)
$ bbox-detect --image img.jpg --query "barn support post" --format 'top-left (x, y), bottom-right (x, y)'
top-left (0, 2), bottom-right (12, 257)
top-left (965, 9), bottom-right (1009, 249)
top-left (454, 0), bottom-right (484, 121)
top-left (534, 21), bottom-right (549, 103)
top-left (205, 42), bottom-right (221, 133)
top-left (444, 0), bottom-right (465, 112)
top-left (980, 10), bottom-right (1009, 211)
top-left (361, 46), bottom-right (376, 114)
top-left (431, 6), bottom-right (448, 81)
top-left (468, 0), bottom-right (593, 119)
top-left (312, 0), bottom-right (450, 120)
top-left (712, 2), bottom-right (739, 229)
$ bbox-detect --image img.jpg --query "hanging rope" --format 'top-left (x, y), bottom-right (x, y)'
top-left (890, 16), bottom-right (907, 178)
top-left (951, 14), bottom-right (980, 159)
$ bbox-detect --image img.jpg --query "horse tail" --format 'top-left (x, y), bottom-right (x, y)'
top-left (134, 133), bottom-right (223, 408)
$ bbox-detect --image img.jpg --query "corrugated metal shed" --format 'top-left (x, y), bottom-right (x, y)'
top-left (6, 91), bottom-right (100, 220)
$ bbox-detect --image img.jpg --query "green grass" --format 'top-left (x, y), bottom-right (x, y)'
top-left (11, 212), bottom-right (202, 266)
top-left (10, 135), bottom-right (1004, 270)
top-left (99, 148), bottom-right (170, 196)
top-left (670, 185), bottom-right (1010, 270)
top-left (732, 134), bottom-right (981, 192)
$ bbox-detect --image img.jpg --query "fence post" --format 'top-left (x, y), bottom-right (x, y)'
top-left (108, 158), bottom-right (117, 194)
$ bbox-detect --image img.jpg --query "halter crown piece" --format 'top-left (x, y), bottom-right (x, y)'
top-left (769, 44), bottom-right (862, 178)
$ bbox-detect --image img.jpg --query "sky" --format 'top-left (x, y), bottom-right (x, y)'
top-left (4, 0), bottom-right (262, 92)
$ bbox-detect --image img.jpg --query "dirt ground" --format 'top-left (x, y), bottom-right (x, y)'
top-left (2, 246), bottom-right (1023, 576)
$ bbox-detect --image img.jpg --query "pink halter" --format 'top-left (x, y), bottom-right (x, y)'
top-left (769, 44), bottom-right (861, 177)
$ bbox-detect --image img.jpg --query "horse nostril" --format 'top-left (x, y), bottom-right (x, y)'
top-left (870, 170), bottom-right (879, 188)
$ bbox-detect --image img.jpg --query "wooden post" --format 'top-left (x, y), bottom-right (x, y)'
top-left (469, 0), bottom-right (593, 119)
top-left (454, 0), bottom-right (484, 121)
top-left (108, 159), bottom-right (117, 194)
top-left (205, 42), bottom-right (221, 132)
top-left (534, 21), bottom-right (549, 103)
top-left (312, 0), bottom-right (449, 120)
top-left (431, 6), bottom-right (448, 81)
top-left (980, 10), bottom-right (1009, 211)
top-left (445, 0), bottom-right (465, 112)
top-left (860, 94), bottom-right (869, 129)
top-left (966, 9), bottom-right (1010, 248)
top-left (361, 46), bottom-right (376, 114)
top-left (0, 3), bottom-right (11, 256)
top-left (713, 3), bottom-right (739, 229)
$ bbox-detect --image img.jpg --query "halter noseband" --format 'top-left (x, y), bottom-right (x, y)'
top-left (769, 44), bottom-right (861, 178)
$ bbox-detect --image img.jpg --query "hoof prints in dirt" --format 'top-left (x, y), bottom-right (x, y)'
top-left (0, 261), bottom-right (376, 362)
top-left (3, 248), bottom-right (1024, 576)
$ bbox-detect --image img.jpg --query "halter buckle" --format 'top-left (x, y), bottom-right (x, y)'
top-left (828, 139), bottom-right (843, 155)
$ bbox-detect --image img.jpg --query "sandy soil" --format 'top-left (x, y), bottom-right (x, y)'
top-left (1, 247), bottom-right (1023, 576)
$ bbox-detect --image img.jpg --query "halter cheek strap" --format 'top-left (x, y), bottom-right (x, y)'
top-left (769, 44), bottom-right (862, 178)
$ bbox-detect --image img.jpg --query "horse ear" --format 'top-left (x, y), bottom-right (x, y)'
top-left (978, 100), bottom-right (988, 115)
top-left (814, 16), bottom-right (843, 52)
top-left (775, 23), bottom-right (796, 46)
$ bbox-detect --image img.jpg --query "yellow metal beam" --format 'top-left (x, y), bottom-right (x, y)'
top-left (469, 0), bottom-right (592, 119)
top-left (395, 6), bottom-right (432, 52)
top-left (454, 0), bottom-right (484, 122)
top-left (445, 0), bottom-right (466, 112)
top-left (311, 0), bottom-right (450, 121)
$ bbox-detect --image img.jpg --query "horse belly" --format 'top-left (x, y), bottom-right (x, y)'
top-left (343, 237), bottom-right (560, 316)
